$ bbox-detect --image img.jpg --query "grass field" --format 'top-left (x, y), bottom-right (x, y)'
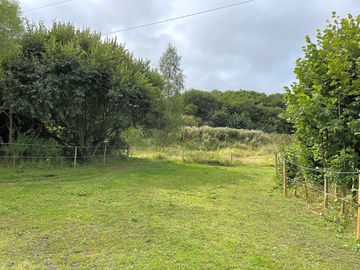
top-left (0, 158), bottom-right (359, 269)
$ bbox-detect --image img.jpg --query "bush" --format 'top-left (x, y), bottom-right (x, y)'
top-left (181, 126), bottom-right (291, 150)
top-left (0, 133), bottom-right (63, 165)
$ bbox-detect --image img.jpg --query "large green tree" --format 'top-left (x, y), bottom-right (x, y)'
top-left (0, 0), bottom-right (23, 143)
top-left (1, 22), bottom-right (166, 148)
top-left (284, 13), bottom-right (360, 190)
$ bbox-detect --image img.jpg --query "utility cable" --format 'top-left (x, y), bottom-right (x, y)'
top-left (102, 0), bottom-right (255, 35)
top-left (23, 0), bottom-right (74, 13)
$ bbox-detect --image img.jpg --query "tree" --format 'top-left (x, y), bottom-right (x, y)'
top-left (284, 13), bottom-right (360, 191)
top-left (183, 90), bottom-right (221, 125)
top-left (159, 43), bottom-right (185, 97)
top-left (0, 0), bottom-right (23, 143)
top-left (182, 89), bottom-right (289, 132)
top-left (1, 22), bottom-right (167, 149)
top-left (0, 0), bottom-right (22, 61)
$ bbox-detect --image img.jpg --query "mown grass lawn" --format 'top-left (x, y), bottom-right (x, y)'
top-left (0, 159), bottom-right (359, 269)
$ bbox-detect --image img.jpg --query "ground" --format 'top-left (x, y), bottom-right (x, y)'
top-left (0, 159), bottom-right (359, 269)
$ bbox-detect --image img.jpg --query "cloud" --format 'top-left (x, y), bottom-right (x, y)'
top-left (20, 0), bottom-right (360, 93)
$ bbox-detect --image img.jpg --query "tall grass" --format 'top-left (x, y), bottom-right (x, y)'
top-left (124, 126), bottom-right (292, 166)
top-left (181, 126), bottom-right (291, 150)
top-left (125, 126), bottom-right (291, 149)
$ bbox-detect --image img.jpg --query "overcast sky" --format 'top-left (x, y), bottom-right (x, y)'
top-left (20, 0), bottom-right (359, 93)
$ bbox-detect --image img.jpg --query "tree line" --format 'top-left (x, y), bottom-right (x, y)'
top-left (181, 89), bottom-right (290, 133)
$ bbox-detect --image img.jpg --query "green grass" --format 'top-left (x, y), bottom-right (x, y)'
top-left (132, 146), bottom-right (274, 167)
top-left (0, 158), bottom-right (359, 269)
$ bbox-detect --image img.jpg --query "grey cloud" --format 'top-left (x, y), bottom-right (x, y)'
top-left (20, 0), bottom-right (360, 93)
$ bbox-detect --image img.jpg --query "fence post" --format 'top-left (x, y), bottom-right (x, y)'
top-left (181, 147), bottom-right (185, 162)
top-left (334, 183), bottom-right (338, 198)
top-left (103, 145), bottom-right (107, 165)
top-left (283, 157), bottom-right (287, 197)
top-left (274, 153), bottom-right (278, 176)
top-left (73, 146), bottom-right (78, 168)
top-left (357, 170), bottom-right (360, 241)
top-left (230, 152), bottom-right (233, 165)
top-left (304, 181), bottom-right (309, 200)
top-left (340, 188), bottom-right (346, 215)
top-left (323, 172), bottom-right (329, 209)
top-left (126, 146), bottom-right (130, 159)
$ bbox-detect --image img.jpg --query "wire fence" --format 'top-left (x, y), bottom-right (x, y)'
top-left (274, 153), bottom-right (360, 240)
top-left (277, 155), bottom-right (359, 203)
top-left (288, 177), bottom-right (359, 207)
top-left (0, 143), bottom-right (130, 168)
top-left (285, 158), bottom-right (360, 175)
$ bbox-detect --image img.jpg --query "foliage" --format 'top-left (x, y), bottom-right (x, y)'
top-left (181, 126), bottom-right (291, 150)
top-left (0, 0), bottom-right (23, 143)
top-left (284, 13), bottom-right (360, 190)
top-left (123, 125), bottom-right (292, 152)
top-left (159, 43), bottom-right (185, 97)
top-left (0, 133), bottom-right (62, 161)
top-left (0, 22), bottom-right (167, 148)
top-left (182, 89), bottom-right (291, 133)
top-left (0, 0), bottom-right (23, 63)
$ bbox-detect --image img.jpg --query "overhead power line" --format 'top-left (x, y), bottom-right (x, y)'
top-left (102, 0), bottom-right (255, 35)
top-left (23, 0), bottom-right (74, 13)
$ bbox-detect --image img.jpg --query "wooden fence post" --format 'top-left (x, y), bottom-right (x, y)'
top-left (274, 153), bottom-right (278, 176)
top-left (340, 187), bottom-right (346, 215)
top-left (283, 157), bottom-right (287, 197)
top-left (324, 172), bottom-right (329, 209)
top-left (356, 170), bottom-right (360, 241)
top-left (304, 181), bottom-right (309, 200)
top-left (334, 183), bottom-right (338, 198)
top-left (181, 147), bottom-right (185, 162)
top-left (103, 145), bottom-right (107, 165)
top-left (73, 146), bottom-right (77, 168)
top-left (230, 152), bottom-right (233, 165)
top-left (126, 146), bottom-right (130, 159)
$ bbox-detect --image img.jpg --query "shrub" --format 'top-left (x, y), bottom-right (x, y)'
top-left (0, 133), bottom-right (63, 164)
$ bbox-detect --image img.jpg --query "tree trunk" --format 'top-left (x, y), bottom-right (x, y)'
top-left (8, 109), bottom-right (13, 144)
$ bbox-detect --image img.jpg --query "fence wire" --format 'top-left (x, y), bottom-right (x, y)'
top-left (0, 143), bottom-right (129, 161)
top-left (289, 177), bottom-right (359, 207)
top-left (284, 157), bottom-right (359, 175)
top-left (276, 154), bottom-right (359, 208)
